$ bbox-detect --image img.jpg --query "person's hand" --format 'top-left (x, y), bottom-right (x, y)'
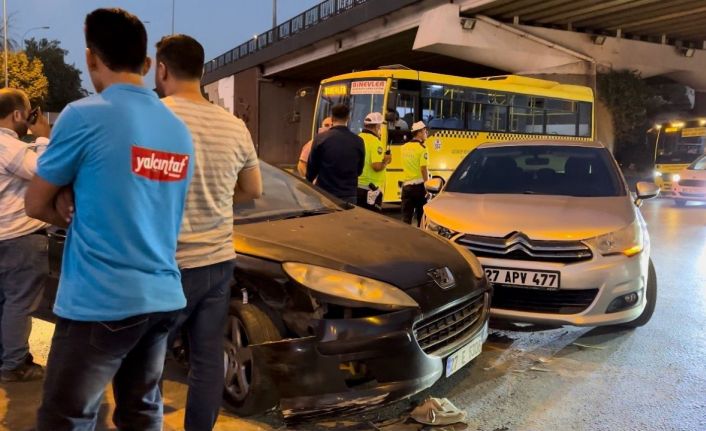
top-left (54, 186), bottom-right (75, 225)
top-left (29, 108), bottom-right (51, 139)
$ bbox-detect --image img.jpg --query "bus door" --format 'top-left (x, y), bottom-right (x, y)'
top-left (384, 83), bottom-right (419, 202)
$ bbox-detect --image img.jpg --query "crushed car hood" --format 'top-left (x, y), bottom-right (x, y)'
top-left (425, 192), bottom-right (636, 241)
top-left (233, 208), bottom-right (479, 295)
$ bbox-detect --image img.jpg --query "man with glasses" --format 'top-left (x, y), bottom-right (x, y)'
top-left (0, 88), bottom-right (51, 382)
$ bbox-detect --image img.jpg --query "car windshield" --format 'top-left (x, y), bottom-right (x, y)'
top-left (655, 129), bottom-right (705, 164)
top-left (687, 155), bottom-right (706, 170)
top-left (316, 79), bottom-right (385, 135)
top-left (445, 145), bottom-right (626, 197)
top-left (234, 162), bottom-right (343, 224)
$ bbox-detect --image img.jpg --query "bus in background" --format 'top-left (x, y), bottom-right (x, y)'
top-left (652, 119), bottom-right (706, 195)
top-left (313, 68), bottom-right (594, 202)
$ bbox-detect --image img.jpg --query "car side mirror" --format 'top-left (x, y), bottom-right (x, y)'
top-left (425, 178), bottom-right (443, 194)
top-left (636, 181), bottom-right (660, 200)
top-left (634, 181), bottom-right (659, 207)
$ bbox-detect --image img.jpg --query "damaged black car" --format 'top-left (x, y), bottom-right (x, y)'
top-left (40, 162), bottom-right (491, 419)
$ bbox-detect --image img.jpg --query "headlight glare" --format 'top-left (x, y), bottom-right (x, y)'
top-left (282, 262), bottom-right (418, 309)
top-left (653, 170), bottom-right (662, 178)
top-left (673, 174), bottom-right (681, 183)
top-left (584, 221), bottom-right (643, 257)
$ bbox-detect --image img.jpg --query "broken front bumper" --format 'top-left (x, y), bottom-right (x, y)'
top-left (249, 292), bottom-right (490, 419)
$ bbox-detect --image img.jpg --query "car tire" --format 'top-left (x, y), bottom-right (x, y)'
top-left (223, 300), bottom-right (281, 416)
top-left (675, 199), bottom-right (687, 207)
top-left (622, 259), bottom-right (657, 328)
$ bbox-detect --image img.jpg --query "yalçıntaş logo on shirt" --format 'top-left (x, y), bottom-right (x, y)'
top-left (132, 145), bottom-right (190, 181)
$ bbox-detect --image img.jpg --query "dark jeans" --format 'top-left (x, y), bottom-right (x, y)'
top-left (173, 260), bottom-right (234, 431)
top-left (36, 311), bottom-right (178, 431)
top-left (401, 183), bottom-right (427, 226)
top-left (356, 187), bottom-right (383, 212)
top-left (0, 232), bottom-right (47, 370)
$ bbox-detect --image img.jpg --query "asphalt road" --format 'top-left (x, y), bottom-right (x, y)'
top-left (1, 198), bottom-right (704, 431)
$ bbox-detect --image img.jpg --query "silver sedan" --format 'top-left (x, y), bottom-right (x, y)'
top-left (422, 140), bottom-right (660, 327)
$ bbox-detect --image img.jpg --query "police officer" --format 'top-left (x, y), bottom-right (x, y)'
top-left (357, 112), bottom-right (390, 211)
top-left (400, 121), bottom-right (430, 226)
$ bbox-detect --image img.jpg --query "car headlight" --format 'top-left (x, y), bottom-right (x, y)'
top-left (282, 262), bottom-right (418, 309)
top-left (653, 170), bottom-right (663, 178)
top-left (425, 219), bottom-right (458, 240)
top-left (673, 174), bottom-right (681, 183)
top-left (583, 221), bottom-right (643, 257)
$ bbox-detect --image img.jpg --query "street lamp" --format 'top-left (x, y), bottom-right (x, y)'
top-left (171, 0), bottom-right (175, 34)
top-left (272, 0), bottom-right (277, 29)
top-left (3, 0), bottom-right (7, 87)
top-left (22, 26), bottom-right (50, 46)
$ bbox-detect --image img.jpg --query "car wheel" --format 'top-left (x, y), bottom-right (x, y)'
top-left (223, 300), bottom-right (281, 416)
top-left (675, 199), bottom-right (687, 207)
top-left (622, 259), bottom-right (657, 328)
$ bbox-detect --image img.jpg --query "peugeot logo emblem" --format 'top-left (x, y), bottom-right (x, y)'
top-left (428, 267), bottom-right (455, 289)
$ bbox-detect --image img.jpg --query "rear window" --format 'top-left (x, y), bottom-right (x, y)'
top-left (446, 145), bottom-right (626, 197)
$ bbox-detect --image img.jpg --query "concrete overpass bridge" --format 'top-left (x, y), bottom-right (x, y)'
top-left (201, 0), bottom-right (706, 165)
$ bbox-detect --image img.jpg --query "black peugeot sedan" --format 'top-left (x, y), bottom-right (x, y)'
top-left (41, 162), bottom-right (491, 419)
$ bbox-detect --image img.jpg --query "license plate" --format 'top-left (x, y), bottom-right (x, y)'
top-left (484, 266), bottom-right (560, 289)
top-left (445, 321), bottom-right (487, 377)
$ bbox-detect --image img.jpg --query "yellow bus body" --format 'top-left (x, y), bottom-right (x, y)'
top-left (315, 70), bottom-right (595, 202)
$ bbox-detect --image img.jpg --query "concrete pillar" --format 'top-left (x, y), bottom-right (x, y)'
top-left (258, 79), bottom-right (318, 166)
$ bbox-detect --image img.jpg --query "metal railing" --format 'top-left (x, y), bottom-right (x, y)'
top-left (205, 0), bottom-right (368, 74)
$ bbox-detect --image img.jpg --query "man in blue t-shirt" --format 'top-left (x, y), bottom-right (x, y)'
top-left (25, 9), bottom-right (193, 431)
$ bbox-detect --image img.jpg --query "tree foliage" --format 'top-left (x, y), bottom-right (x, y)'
top-left (25, 38), bottom-right (87, 112)
top-left (597, 70), bottom-right (654, 168)
top-left (1, 50), bottom-right (48, 104)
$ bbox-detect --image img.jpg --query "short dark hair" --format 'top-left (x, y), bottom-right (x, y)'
top-left (0, 89), bottom-right (29, 119)
top-left (156, 34), bottom-right (205, 80)
top-left (85, 8), bottom-right (147, 73)
top-left (331, 104), bottom-right (350, 121)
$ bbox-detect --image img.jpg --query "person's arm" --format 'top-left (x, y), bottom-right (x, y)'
top-left (297, 140), bottom-right (312, 176)
top-left (25, 177), bottom-right (71, 227)
top-left (6, 145), bottom-right (39, 181)
top-left (234, 166), bottom-right (262, 204)
top-left (420, 149), bottom-right (429, 182)
top-left (370, 141), bottom-right (388, 172)
top-left (356, 138), bottom-right (365, 176)
top-left (234, 125), bottom-right (262, 203)
top-left (25, 106), bottom-right (86, 227)
top-left (4, 111), bottom-right (52, 180)
top-left (296, 160), bottom-right (307, 177)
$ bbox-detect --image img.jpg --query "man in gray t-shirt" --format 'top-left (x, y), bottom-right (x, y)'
top-left (155, 34), bottom-right (262, 431)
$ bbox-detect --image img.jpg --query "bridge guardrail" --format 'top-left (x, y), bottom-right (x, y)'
top-left (205, 0), bottom-right (368, 73)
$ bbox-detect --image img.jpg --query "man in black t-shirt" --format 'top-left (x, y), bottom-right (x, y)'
top-left (306, 104), bottom-right (364, 204)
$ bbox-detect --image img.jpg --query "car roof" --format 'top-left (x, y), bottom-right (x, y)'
top-left (476, 140), bottom-right (606, 149)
